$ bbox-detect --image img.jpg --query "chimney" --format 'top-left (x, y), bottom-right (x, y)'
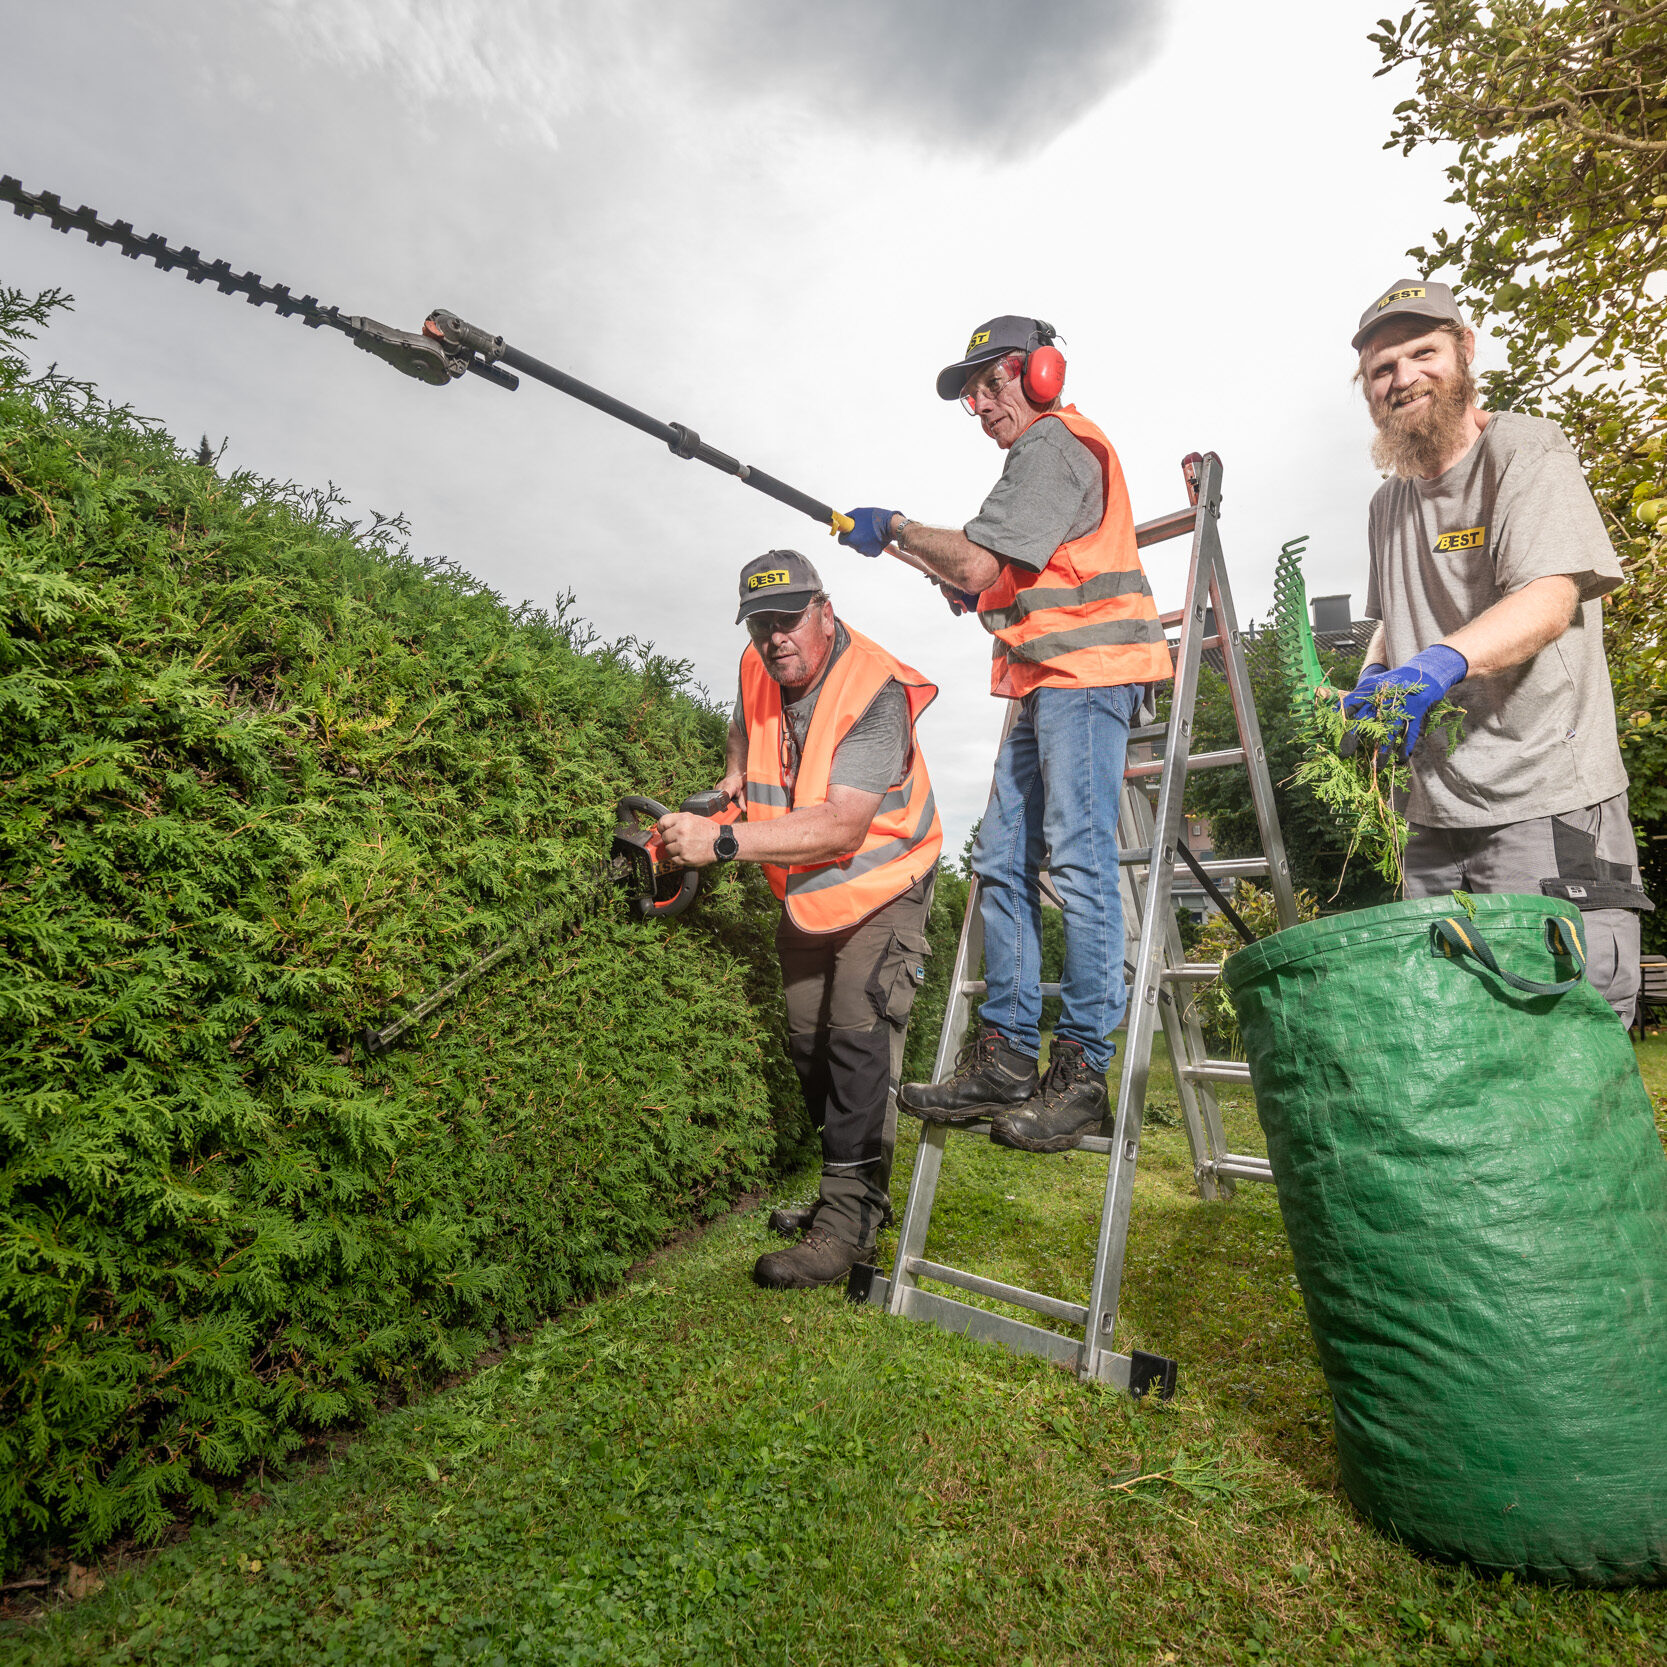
top-left (1311, 594), bottom-right (1351, 634)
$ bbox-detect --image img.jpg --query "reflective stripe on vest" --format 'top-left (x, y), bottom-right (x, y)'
top-left (975, 406), bottom-right (1172, 697)
top-left (740, 625), bottom-right (944, 933)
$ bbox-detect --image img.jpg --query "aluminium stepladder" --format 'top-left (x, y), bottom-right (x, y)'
top-left (847, 451), bottom-right (1300, 1395)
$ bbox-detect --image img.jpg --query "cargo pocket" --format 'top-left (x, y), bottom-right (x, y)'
top-left (868, 927), bottom-right (931, 1030)
top-left (1541, 814), bottom-right (1655, 913)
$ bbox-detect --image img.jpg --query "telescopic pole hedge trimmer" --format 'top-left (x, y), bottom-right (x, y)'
top-left (0, 175), bottom-right (859, 537)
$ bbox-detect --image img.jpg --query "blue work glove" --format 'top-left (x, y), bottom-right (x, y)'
top-left (839, 506), bottom-right (900, 559)
top-left (1340, 662), bottom-right (1391, 722)
top-left (1338, 662), bottom-right (1390, 757)
top-left (1367, 645), bottom-right (1468, 759)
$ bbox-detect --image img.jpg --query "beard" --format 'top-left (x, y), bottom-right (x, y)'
top-left (1368, 355), bottom-right (1478, 478)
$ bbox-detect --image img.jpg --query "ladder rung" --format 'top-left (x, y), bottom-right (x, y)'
top-left (1182, 1061), bottom-right (1251, 1084)
top-left (1136, 507), bottom-right (1196, 549)
top-left (959, 980), bottom-right (1060, 996)
top-left (1128, 722), bottom-right (1168, 743)
top-left (931, 1121), bottom-right (1117, 1157)
top-left (1210, 1153), bottom-right (1274, 1183)
top-left (1161, 963), bottom-right (1222, 980)
top-left (1124, 747), bottom-right (1245, 780)
top-left (1122, 853), bottom-right (1270, 881)
top-left (906, 1258), bottom-right (1089, 1327)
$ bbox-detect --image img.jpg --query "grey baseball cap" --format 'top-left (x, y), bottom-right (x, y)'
top-left (1351, 277), bottom-right (1465, 351)
top-left (936, 314), bottom-right (1056, 400)
top-left (736, 550), bottom-right (824, 623)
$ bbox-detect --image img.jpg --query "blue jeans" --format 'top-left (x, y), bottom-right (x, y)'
top-left (971, 683), bottom-right (1142, 1074)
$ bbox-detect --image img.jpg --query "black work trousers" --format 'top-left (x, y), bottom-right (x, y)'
top-left (775, 873), bottom-right (933, 1249)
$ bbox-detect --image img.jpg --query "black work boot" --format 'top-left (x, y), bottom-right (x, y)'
top-left (898, 1026), bottom-right (1039, 1125)
top-left (752, 1226), bottom-right (873, 1290)
top-left (768, 1197), bottom-right (893, 1238)
top-left (989, 1038), bottom-right (1108, 1153)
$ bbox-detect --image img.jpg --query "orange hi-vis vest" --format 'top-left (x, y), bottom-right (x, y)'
top-left (740, 625), bottom-right (943, 933)
top-left (976, 406), bottom-right (1172, 698)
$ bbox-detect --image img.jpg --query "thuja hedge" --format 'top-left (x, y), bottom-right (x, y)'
top-left (0, 295), bottom-right (803, 1556)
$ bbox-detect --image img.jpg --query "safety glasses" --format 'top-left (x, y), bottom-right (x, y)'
top-left (745, 601), bottom-right (819, 643)
top-left (960, 352), bottom-right (1025, 415)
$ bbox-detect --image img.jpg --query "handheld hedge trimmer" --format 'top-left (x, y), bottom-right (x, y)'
top-left (356, 789), bottom-right (738, 1057)
top-left (610, 789), bottom-right (739, 923)
top-left (0, 175), bottom-right (858, 539)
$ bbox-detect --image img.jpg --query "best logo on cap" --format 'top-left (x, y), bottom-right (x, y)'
top-left (1377, 284), bottom-right (1427, 311)
top-left (736, 549), bottom-right (823, 621)
top-left (1350, 276), bottom-right (1464, 351)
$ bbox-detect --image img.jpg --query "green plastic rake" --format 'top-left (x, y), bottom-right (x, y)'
top-left (1271, 536), bottom-right (1332, 716)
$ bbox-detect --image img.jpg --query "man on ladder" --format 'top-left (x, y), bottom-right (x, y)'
top-left (839, 315), bottom-right (1172, 1153)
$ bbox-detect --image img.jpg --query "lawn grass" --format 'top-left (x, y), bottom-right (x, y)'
top-left (8, 1038), bottom-right (1667, 1665)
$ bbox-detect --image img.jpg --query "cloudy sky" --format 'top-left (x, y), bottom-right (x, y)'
top-left (2, 0), bottom-right (1469, 850)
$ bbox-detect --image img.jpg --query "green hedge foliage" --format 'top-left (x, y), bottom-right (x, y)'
top-left (0, 294), bottom-right (800, 1558)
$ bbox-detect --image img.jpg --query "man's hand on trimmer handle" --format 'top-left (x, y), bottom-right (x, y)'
top-left (1341, 646), bottom-right (1467, 759)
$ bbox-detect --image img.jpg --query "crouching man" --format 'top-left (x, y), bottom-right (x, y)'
top-left (656, 552), bottom-right (942, 1288)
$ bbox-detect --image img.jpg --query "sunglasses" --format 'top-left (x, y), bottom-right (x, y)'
top-left (746, 601), bottom-right (820, 643)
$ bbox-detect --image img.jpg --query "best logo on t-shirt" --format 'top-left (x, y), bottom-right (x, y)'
top-left (1433, 524), bottom-right (1487, 553)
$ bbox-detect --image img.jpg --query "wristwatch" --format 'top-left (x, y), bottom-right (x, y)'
top-left (714, 826), bottom-right (740, 862)
top-left (892, 515), bottom-right (911, 550)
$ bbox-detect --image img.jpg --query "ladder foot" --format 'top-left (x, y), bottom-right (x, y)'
top-left (1130, 1349), bottom-right (1179, 1401)
top-left (845, 1262), bottom-right (882, 1304)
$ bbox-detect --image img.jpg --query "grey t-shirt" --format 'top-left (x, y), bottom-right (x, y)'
top-left (1364, 411), bottom-right (1627, 828)
top-left (964, 417), bottom-right (1102, 572)
top-left (733, 621), bottom-right (909, 800)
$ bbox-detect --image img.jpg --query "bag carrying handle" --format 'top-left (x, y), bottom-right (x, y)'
top-left (1430, 914), bottom-right (1586, 996)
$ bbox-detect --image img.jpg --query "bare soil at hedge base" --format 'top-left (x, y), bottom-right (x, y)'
top-left (10, 1035), bottom-right (1667, 1667)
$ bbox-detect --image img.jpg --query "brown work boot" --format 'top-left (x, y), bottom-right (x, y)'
top-left (898, 1025), bottom-right (1039, 1125)
top-left (767, 1197), bottom-right (820, 1238)
top-left (768, 1197), bottom-right (893, 1238)
top-left (752, 1226), bottom-right (873, 1290)
top-left (989, 1038), bottom-right (1108, 1153)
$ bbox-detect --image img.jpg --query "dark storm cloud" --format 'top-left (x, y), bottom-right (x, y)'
top-left (253, 0), bottom-right (1166, 162)
top-left (689, 0), bottom-right (1166, 157)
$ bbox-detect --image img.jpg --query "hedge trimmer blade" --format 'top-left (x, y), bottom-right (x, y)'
top-left (1271, 536), bottom-right (1331, 715)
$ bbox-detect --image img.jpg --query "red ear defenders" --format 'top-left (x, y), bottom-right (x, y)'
top-left (1021, 321), bottom-right (1066, 404)
top-left (1022, 344), bottom-right (1066, 404)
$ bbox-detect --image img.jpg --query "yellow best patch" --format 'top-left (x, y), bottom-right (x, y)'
top-left (1377, 284), bottom-right (1427, 310)
top-left (1434, 525), bottom-right (1486, 553)
top-left (966, 329), bottom-right (991, 351)
top-left (748, 569), bottom-right (792, 591)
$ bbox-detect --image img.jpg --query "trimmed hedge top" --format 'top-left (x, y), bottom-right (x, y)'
top-left (0, 294), bottom-right (798, 1556)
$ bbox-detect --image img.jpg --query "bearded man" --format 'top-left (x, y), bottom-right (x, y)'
top-left (1348, 277), bottom-right (1650, 1019)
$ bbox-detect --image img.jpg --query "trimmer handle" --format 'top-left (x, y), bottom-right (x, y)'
top-left (611, 791), bottom-right (737, 921)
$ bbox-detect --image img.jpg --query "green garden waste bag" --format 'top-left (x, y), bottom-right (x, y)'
top-left (1223, 893), bottom-right (1667, 1586)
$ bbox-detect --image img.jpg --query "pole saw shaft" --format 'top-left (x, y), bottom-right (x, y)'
top-left (0, 174), bottom-right (855, 537)
top-left (485, 332), bottom-right (851, 531)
